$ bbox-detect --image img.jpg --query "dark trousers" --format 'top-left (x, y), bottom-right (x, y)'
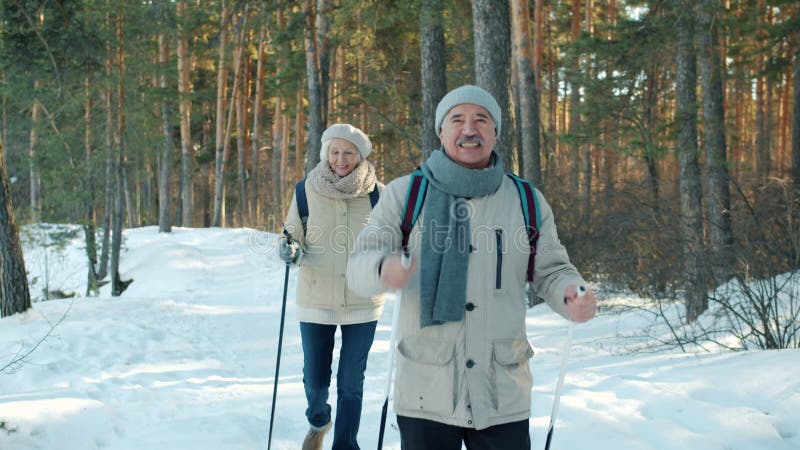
top-left (300, 321), bottom-right (377, 450)
top-left (396, 415), bottom-right (531, 450)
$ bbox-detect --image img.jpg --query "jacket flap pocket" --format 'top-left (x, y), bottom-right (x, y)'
top-left (398, 336), bottom-right (455, 366)
top-left (492, 338), bottom-right (534, 365)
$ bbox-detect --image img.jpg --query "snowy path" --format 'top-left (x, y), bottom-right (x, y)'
top-left (1, 226), bottom-right (798, 450)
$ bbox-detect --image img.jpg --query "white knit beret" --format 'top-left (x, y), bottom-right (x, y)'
top-left (434, 85), bottom-right (501, 135)
top-left (319, 123), bottom-right (372, 161)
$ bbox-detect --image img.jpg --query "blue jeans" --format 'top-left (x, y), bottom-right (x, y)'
top-left (300, 321), bottom-right (377, 450)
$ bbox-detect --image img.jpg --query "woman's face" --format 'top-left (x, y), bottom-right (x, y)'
top-left (327, 138), bottom-right (360, 177)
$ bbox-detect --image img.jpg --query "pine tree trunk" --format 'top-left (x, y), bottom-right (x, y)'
top-left (202, 102), bottom-right (212, 227)
top-left (272, 97), bottom-right (285, 221)
top-left (1, 72), bottom-right (6, 154)
top-left (236, 50), bottom-right (249, 227)
top-left (28, 80), bottom-right (42, 223)
top-left (674, 2), bottom-right (707, 323)
top-left (697, 0), bottom-right (733, 284)
top-left (177, 0), bottom-right (193, 227)
top-left (317, 0), bottom-right (331, 128)
top-left (304, 0), bottom-right (323, 174)
top-left (236, 49), bottom-right (252, 227)
top-left (0, 135), bottom-right (32, 317)
top-left (158, 34), bottom-right (173, 233)
top-left (793, 35), bottom-right (800, 191)
top-left (420, 0), bottom-right (447, 159)
top-left (755, 0), bottom-right (769, 181)
top-left (533, 0), bottom-right (544, 95)
top-left (644, 67), bottom-right (660, 206)
top-left (581, 0), bottom-right (593, 221)
top-left (510, 0), bottom-right (542, 184)
top-left (281, 115), bottom-right (290, 196)
top-left (97, 44), bottom-right (114, 283)
top-left (111, 12), bottom-right (127, 296)
top-left (218, 16), bottom-right (247, 227)
top-left (212, 0), bottom-right (229, 227)
top-left (295, 89), bottom-right (305, 182)
top-left (472, 0), bottom-right (512, 170)
top-left (83, 76), bottom-right (99, 294)
top-left (123, 161), bottom-right (135, 227)
top-left (569, 0), bottom-right (581, 196)
top-left (251, 21), bottom-right (267, 224)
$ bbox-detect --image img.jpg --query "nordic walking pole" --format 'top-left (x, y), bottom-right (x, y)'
top-left (544, 285), bottom-right (584, 450)
top-left (268, 230), bottom-right (293, 450)
top-left (377, 251), bottom-right (411, 450)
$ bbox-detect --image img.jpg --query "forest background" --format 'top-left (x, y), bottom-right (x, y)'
top-left (0, 0), bottom-right (798, 345)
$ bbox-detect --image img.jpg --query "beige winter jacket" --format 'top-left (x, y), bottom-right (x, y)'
top-left (347, 174), bottom-right (584, 430)
top-left (282, 181), bottom-right (385, 325)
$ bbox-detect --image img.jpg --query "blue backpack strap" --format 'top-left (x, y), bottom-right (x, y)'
top-left (295, 179), bottom-right (309, 236)
top-left (506, 173), bottom-right (540, 282)
top-left (368, 187), bottom-right (380, 208)
top-left (400, 168), bottom-right (428, 252)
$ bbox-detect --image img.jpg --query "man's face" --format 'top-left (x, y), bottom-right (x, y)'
top-left (438, 103), bottom-right (497, 169)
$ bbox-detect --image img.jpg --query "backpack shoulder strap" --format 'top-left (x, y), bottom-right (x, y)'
top-left (400, 168), bottom-right (428, 251)
top-left (506, 173), bottom-right (541, 282)
top-left (296, 179), bottom-right (380, 237)
top-left (295, 179), bottom-right (309, 236)
top-left (368, 187), bottom-right (380, 208)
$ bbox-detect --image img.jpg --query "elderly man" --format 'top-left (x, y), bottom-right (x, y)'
top-left (347, 85), bottom-right (597, 449)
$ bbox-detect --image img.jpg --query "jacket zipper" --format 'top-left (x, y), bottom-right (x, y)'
top-left (495, 229), bottom-right (503, 289)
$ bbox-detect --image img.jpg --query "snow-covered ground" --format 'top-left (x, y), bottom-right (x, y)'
top-left (1, 225), bottom-right (798, 450)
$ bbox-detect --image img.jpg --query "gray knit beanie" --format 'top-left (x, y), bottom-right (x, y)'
top-left (434, 85), bottom-right (501, 135)
top-left (320, 123), bottom-right (373, 161)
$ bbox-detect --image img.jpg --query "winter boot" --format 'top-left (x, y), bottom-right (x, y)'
top-left (301, 421), bottom-right (331, 450)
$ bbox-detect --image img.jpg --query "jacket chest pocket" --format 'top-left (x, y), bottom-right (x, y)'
top-left (494, 229), bottom-right (505, 294)
top-left (395, 336), bottom-right (457, 417)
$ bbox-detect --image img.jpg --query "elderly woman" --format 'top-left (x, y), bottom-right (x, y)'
top-left (279, 123), bottom-right (384, 450)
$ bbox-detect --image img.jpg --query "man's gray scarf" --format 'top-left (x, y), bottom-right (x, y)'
top-left (419, 149), bottom-right (504, 328)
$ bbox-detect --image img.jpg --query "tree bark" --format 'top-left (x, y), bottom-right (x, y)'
top-left (0, 135), bottom-right (32, 317)
top-left (674, 2), bottom-right (707, 323)
top-left (177, 0), bottom-right (193, 227)
top-left (158, 34), bottom-right (173, 233)
top-left (472, 0), bottom-right (512, 170)
top-left (304, 0), bottom-right (323, 174)
top-left (251, 21), bottom-right (267, 225)
top-left (317, 0), bottom-right (332, 128)
top-left (755, 0), bottom-right (769, 181)
top-left (295, 88), bottom-right (306, 182)
top-left (569, 0), bottom-right (581, 195)
top-left (510, 0), bottom-right (542, 184)
top-left (533, 0), bottom-right (544, 95)
top-left (97, 35), bottom-right (114, 282)
top-left (83, 76), bottom-right (99, 295)
top-left (697, 0), bottom-right (733, 284)
top-left (111, 11), bottom-right (127, 296)
top-left (793, 30), bottom-right (800, 191)
top-left (420, 0), bottom-right (447, 159)
top-left (202, 101), bottom-right (212, 227)
top-left (28, 80), bottom-right (43, 222)
top-left (236, 48), bottom-right (249, 227)
top-left (272, 97), bottom-right (285, 221)
top-left (212, 0), bottom-right (230, 227)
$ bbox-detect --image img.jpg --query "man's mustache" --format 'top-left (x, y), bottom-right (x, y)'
top-left (456, 136), bottom-right (484, 146)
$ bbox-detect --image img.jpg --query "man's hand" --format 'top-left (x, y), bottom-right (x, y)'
top-left (563, 285), bottom-right (597, 323)
top-left (379, 253), bottom-right (417, 289)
